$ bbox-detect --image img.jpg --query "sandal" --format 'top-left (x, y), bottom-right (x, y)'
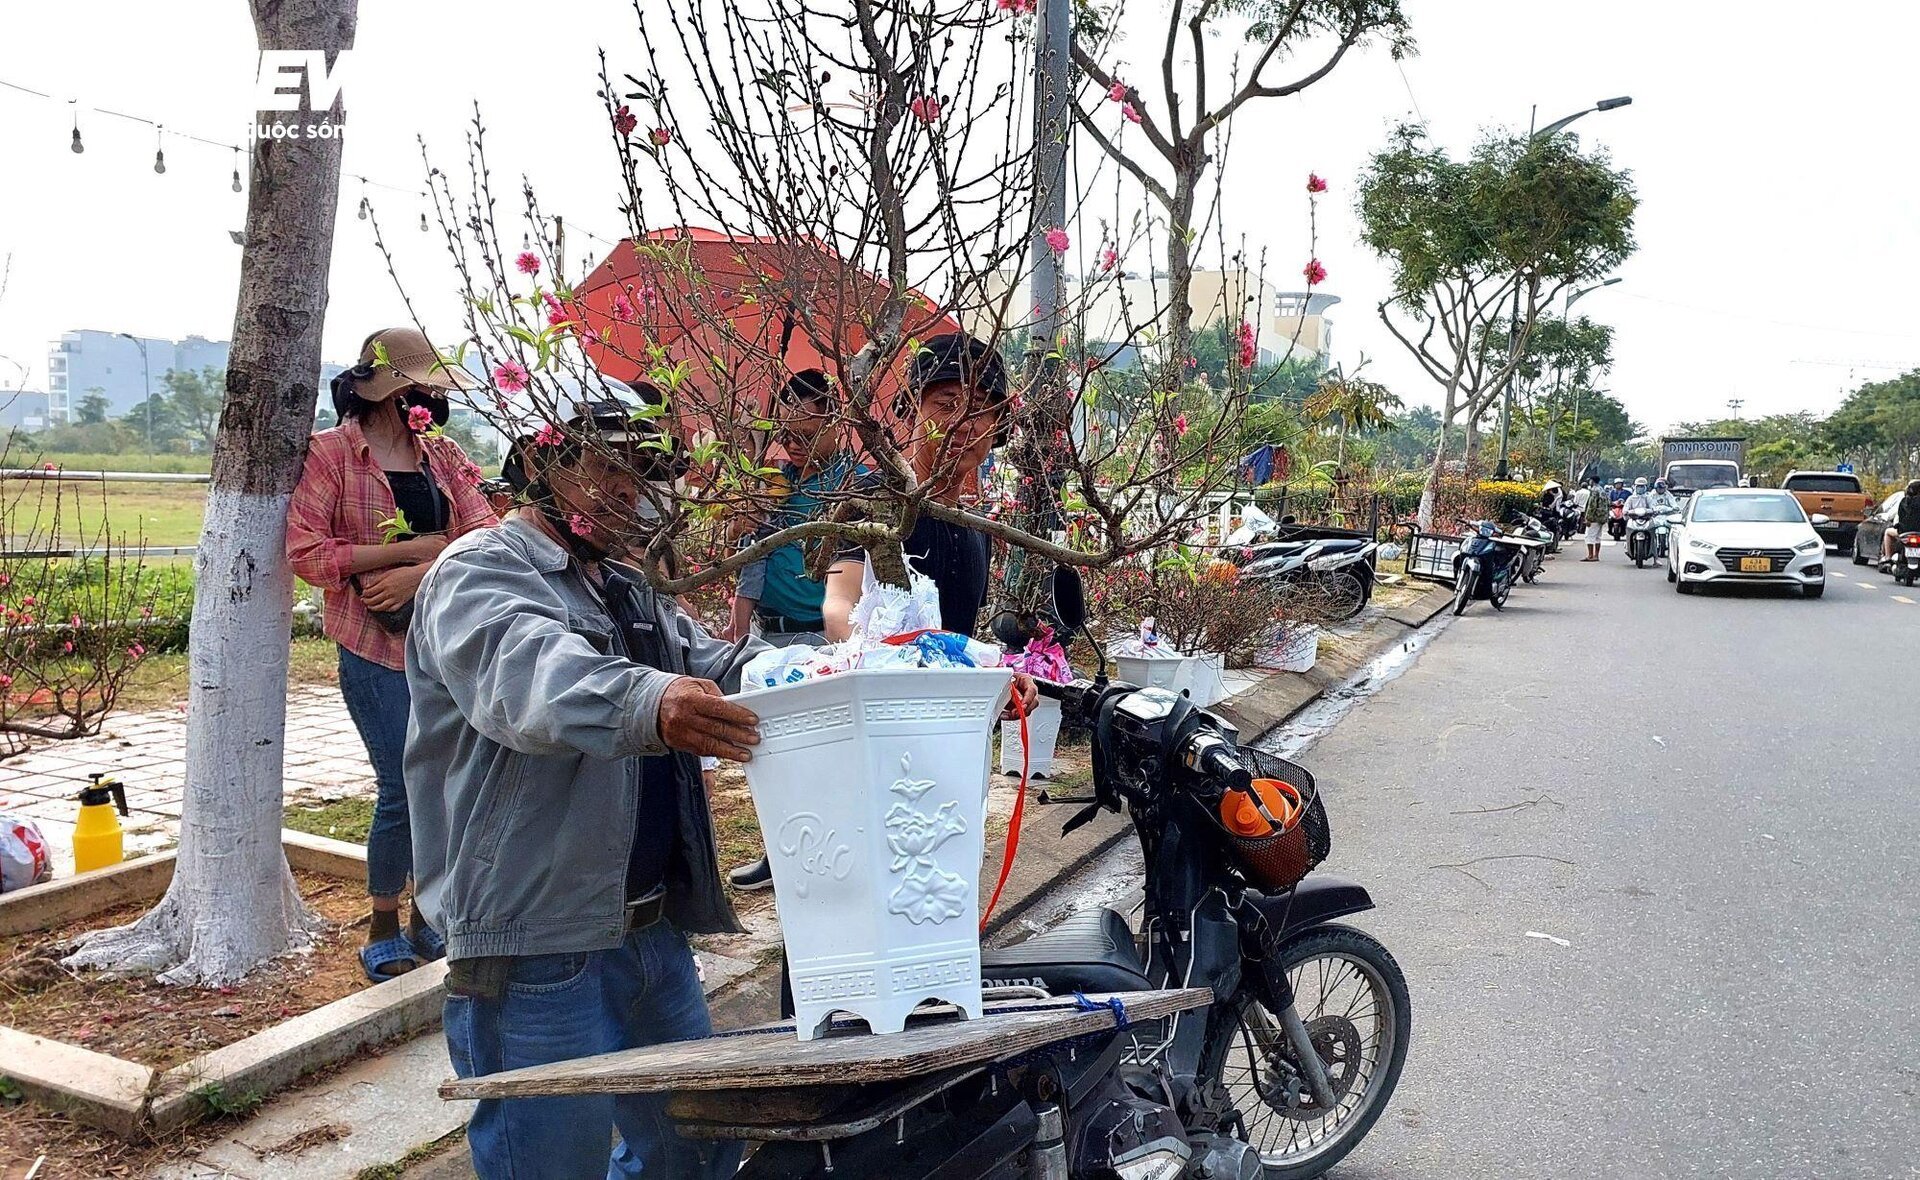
top-left (407, 921), bottom-right (447, 963)
top-left (360, 935), bottom-right (421, 982)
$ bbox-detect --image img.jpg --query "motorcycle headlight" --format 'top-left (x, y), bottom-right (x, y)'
top-left (1794, 538), bottom-right (1822, 553)
top-left (1688, 537), bottom-right (1715, 550)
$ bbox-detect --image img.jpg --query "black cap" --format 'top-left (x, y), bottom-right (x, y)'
top-left (776, 368), bottom-right (834, 406)
top-left (909, 333), bottom-right (1008, 404)
top-left (565, 396), bottom-right (688, 478)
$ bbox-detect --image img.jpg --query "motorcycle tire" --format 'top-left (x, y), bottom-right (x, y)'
top-left (1319, 570), bottom-right (1368, 623)
top-left (1489, 571), bottom-right (1511, 611)
top-left (1633, 553), bottom-right (1646, 569)
top-left (1202, 925), bottom-right (1413, 1180)
top-left (1451, 565), bottom-right (1475, 616)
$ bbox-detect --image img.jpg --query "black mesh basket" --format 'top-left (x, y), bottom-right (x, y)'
top-left (1217, 748), bottom-right (1331, 891)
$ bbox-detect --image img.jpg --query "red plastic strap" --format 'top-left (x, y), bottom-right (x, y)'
top-left (980, 687), bottom-right (1029, 932)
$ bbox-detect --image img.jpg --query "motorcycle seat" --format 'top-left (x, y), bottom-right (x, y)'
top-left (979, 906), bottom-right (1150, 995)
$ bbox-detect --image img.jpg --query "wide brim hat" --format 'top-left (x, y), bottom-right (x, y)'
top-left (352, 326), bottom-right (481, 401)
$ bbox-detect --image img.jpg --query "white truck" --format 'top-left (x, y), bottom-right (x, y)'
top-left (1660, 436), bottom-right (1748, 495)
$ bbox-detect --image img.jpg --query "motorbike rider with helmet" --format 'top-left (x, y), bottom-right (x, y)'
top-left (1881, 478), bottom-right (1920, 565)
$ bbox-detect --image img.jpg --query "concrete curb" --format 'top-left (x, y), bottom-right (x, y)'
top-left (0, 832), bottom-right (449, 1139)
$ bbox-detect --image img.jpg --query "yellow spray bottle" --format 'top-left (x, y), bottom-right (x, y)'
top-left (73, 773), bottom-right (129, 873)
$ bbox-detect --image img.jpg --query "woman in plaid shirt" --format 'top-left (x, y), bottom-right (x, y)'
top-left (287, 328), bottom-right (496, 981)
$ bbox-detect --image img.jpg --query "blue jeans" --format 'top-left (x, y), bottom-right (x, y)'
top-left (335, 646), bottom-right (413, 899)
top-left (444, 921), bottom-right (739, 1179)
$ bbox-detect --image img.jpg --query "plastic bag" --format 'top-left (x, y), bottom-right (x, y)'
top-left (846, 557), bottom-right (944, 643)
top-left (743, 644), bottom-right (846, 689)
top-left (1006, 624), bottom-right (1071, 684)
top-left (1, 812), bottom-right (53, 893)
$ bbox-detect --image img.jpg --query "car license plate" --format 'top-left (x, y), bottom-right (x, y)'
top-left (1906, 548), bottom-right (1920, 560)
top-left (1740, 556), bottom-right (1771, 572)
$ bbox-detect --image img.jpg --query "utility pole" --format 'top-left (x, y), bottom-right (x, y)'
top-left (117, 332), bottom-right (153, 451)
top-left (1727, 397), bottom-right (1745, 420)
top-left (1006, 0), bottom-right (1074, 616)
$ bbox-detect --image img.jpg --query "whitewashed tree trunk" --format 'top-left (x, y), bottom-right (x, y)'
top-left (66, 0), bottom-right (358, 985)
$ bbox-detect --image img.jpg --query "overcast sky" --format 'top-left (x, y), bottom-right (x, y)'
top-left (2, 1), bottom-right (1918, 435)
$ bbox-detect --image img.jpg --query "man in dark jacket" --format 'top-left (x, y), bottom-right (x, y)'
top-left (1883, 478), bottom-right (1920, 563)
top-left (407, 394), bottom-right (764, 1179)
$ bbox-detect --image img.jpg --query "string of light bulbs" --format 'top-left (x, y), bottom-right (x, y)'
top-left (0, 72), bottom-right (629, 258)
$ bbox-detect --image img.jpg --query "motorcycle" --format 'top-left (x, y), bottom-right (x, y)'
top-left (1505, 512), bottom-right (1554, 581)
top-left (1607, 499), bottom-right (1627, 541)
top-left (1889, 531), bottom-right (1920, 586)
top-left (742, 567), bottom-right (1411, 1180)
top-left (1451, 519), bottom-right (1529, 615)
top-left (1231, 512), bottom-right (1379, 623)
top-left (1652, 510), bottom-right (1681, 560)
top-left (1556, 499), bottom-right (1584, 542)
top-left (1623, 509), bottom-right (1657, 567)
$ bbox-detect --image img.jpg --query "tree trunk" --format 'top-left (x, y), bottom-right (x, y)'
top-left (67, 0), bottom-right (357, 985)
top-left (1163, 178), bottom-right (1200, 397)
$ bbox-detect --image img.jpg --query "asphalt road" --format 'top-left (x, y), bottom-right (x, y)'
top-left (1295, 541), bottom-right (1920, 1179)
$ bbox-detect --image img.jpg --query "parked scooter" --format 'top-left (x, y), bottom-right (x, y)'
top-left (736, 567), bottom-right (1411, 1180)
top-left (1452, 520), bottom-right (1531, 615)
top-left (1231, 507), bottom-right (1380, 622)
top-left (1504, 512), bottom-right (1554, 581)
top-left (1623, 509), bottom-right (1658, 568)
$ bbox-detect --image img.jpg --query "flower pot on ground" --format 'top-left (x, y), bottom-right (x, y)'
top-left (1182, 651), bottom-right (1229, 707)
top-left (1112, 647), bottom-right (1194, 692)
top-left (1258, 624), bottom-right (1321, 674)
top-left (1000, 695), bottom-right (1063, 776)
top-left (739, 666), bottom-right (1012, 1041)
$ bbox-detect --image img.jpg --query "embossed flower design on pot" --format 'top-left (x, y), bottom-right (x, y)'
top-left (884, 801), bottom-right (967, 871)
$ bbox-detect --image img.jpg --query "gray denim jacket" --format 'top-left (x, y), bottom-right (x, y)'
top-left (404, 515), bottom-right (766, 960)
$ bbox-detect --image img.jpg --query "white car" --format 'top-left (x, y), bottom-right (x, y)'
top-left (1669, 488), bottom-right (1828, 598)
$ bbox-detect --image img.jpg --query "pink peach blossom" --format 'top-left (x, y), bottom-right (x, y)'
top-left (493, 360), bottom-right (530, 393)
top-left (1107, 81), bottom-right (1128, 103)
top-left (613, 105), bottom-right (637, 137)
top-left (1174, 413), bottom-right (1190, 436)
top-left (1044, 226), bottom-right (1070, 254)
top-left (533, 423), bottom-right (565, 447)
top-left (909, 96), bottom-right (942, 124)
top-left (1122, 103), bottom-right (1142, 124)
top-left (406, 405), bottom-right (434, 433)
top-left (1303, 258), bottom-right (1327, 286)
top-left (649, 127), bottom-right (673, 148)
top-left (1100, 247), bottom-right (1118, 272)
top-left (1307, 173), bottom-right (1328, 194)
top-left (515, 251), bottom-right (542, 276)
top-left (568, 513), bottom-right (593, 537)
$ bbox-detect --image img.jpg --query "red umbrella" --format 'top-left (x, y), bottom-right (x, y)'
top-left (575, 228), bottom-right (960, 434)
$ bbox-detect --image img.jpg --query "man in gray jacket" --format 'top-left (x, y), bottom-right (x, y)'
top-left (406, 395), bottom-right (764, 1179)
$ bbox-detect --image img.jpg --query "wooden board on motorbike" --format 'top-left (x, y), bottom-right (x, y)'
top-left (440, 988), bottom-right (1212, 1101)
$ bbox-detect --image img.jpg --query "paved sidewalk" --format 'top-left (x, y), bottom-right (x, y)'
top-left (0, 685), bottom-right (376, 876)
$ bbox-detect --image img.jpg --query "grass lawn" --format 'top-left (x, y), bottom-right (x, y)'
top-left (5, 480), bottom-right (207, 548)
top-left (111, 635), bottom-right (341, 712)
top-left (14, 451), bottom-right (213, 474)
top-left (283, 796), bottom-right (376, 843)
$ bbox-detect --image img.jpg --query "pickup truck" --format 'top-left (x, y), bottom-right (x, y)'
top-left (1782, 470), bottom-right (1873, 549)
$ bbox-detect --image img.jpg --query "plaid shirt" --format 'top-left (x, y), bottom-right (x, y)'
top-left (287, 419), bottom-right (496, 669)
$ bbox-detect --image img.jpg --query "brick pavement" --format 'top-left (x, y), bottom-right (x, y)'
top-left (0, 685), bottom-right (376, 876)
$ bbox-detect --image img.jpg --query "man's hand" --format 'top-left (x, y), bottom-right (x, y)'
top-left (360, 563), bottom-right (428, 612)
top-left (1002, 673), bottom-right (1040, 722)
top-left (658, 677), bottom-right (761, 762)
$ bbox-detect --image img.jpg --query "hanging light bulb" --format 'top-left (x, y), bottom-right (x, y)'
top-left (231, 147), bottom-right (243, 193)
top-left (419, 211), bottom-right (429, 233)
top-left (152, 127), bottom-right (166, 175)
top-left (70, 101), bottom-right (84, 154)
top-left (356, 178), bottom-right (369, 220)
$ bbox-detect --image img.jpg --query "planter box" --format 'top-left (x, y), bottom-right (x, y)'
top-left (1183, 652), bottom-right (1229, 708)
top-left (1259, 625), bottom-right (1320, 674)
top-left (0, 832), bottom-right (444, 1137)
top-left (1112, 649), bottom-right (1191, 691)
top-left (1000, 696), bottom-right (1063, 776)
top-left (740, 667), bottom-right (1012, 1041)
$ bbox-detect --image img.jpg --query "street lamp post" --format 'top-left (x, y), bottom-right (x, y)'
top-left (116, 332), bottom-right (153, 452)
top-left (1492, 98), bottom-right (1632, 481)
top-left (1545, 277), bottom-right (1623, 466)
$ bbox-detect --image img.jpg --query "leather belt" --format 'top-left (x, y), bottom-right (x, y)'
top-left (623, 888), bottom-right (667, 934)
top-left (757, 611), bottom-right (822, 635)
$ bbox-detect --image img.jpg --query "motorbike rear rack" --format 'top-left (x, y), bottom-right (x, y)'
top-left (440, 988), bottom-right (1211, 1106)
top-left (1403, 530), bottom-right (1463, 585)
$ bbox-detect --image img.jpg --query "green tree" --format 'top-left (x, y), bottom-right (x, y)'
top-left (76, 388), bottom-right (111, 424)
top-left (1357, 124), bottom-right (1637, 522)
top-left (161, 365), bottom-right (227, 451)
top-left (1303, 368), bottom-right (1401, 466)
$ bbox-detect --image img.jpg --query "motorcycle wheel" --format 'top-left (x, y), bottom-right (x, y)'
top-left (1489, 570), bottom-right (1512, 610)
top-left (1450, 565), bottom-right (1474, 616)
top-left (1318, 570), bottom-right (1368, 623)
top-left (1207, 925), bottom-right (1412, 1180)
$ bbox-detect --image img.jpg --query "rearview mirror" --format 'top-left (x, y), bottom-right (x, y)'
top-left (1809, 513), bottom-right (1831, 526)
top-left (1052, 565), bottom-right (1088, 633)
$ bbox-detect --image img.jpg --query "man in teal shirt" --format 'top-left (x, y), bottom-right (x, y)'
top-left (727, 369), bottom-right (862, 890)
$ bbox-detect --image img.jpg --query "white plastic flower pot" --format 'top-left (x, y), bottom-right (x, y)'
top-left (1113, 649), bottom-right (1192, 691)
top-left (739, 666), bottom-right (1012, 1041)
top-left (1182, 652), bottom-right (1229, 708)
top-left (999, 695), bottom-right (1063, 776)
top-left (1270, 625), bottom-right (1320, 673)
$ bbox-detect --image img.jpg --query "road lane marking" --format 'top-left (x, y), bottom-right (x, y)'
top-left (1833, 571), bottom-right (1848, 578)
top-left (1858, 582), bottom-right (1879, 591)
top-left (1894, 595), bottom-right (1916, 604)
